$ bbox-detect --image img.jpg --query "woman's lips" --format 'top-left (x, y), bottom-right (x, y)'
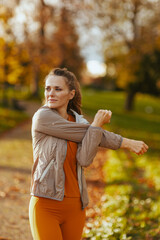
top-left (48, 99), bottom-right (57, 102)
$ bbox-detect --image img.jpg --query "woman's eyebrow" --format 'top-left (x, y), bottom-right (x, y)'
top-left (45, 85), bottom-right (62, 88)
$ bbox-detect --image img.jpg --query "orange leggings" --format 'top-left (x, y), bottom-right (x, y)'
top-left (29, 196), bottom-right (86, 240)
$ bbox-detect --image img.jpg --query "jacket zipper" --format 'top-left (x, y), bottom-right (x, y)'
top-left (81, 166), bottom-right (84, 209)
top-left (77, 163), bottom-right (84, 209)
top-left (39, 159), bottom-right (55, 183)
top-left (62, 141), bottom-right (68, 199)
top-left (75, 113), bottom-right (84, 209)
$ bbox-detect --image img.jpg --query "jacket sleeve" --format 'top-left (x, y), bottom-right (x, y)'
top-left (33, 107), bottom-right (123, 150)
top-left (76, 126), bottom-right (103, 167)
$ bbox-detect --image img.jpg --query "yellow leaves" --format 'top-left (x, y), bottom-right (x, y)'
top-left (7, 67), bottom-right (23, 85)
top-left (117, 70), bottom-right (130, 89)
top-left (0, 38), bottom-right (5, 63)
top-left (117, 69), bottom-right (137, 89)
top-left (0, 5), bottom-right (12, 23)
top-left (0, 38), bottom-right (24, 84)
top-left (0, 37), bottom-right (5, 46)
top-left (116, 47), bottom-right (141, 89)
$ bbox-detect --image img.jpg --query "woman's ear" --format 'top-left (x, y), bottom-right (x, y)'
top-left (69, 89), bottom-right (75, 100)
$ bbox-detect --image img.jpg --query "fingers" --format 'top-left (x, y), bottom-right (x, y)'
top-left (97, 109), bottom-right (112, 123)
top-left (108, 110), bottom-right (112, 117)
top-left (137, 141), bottom-right (149, 155)
top-left (138, 149), bottom-right (146, 155)
top-left (144, 143), bottom-right (149, 151)
top-left (104, 110), bottom-right (112, 118)
top-left (98, 109), bottom-right (112, 115)
top-left (141, 142), bottom-right (149, 153)
top-left (105, 110), bottom-right (112, 123)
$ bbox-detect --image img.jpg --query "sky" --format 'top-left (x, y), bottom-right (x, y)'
top-left (12, 0), bottom-right (104, 63)
top-left (2, 0), bottom-right (159, 76)
top-left (6, 0), bottom-right (106, 75)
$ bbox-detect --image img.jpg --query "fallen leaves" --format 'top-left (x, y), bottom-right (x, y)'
top-left (83, 150), bottom-right (160, 239)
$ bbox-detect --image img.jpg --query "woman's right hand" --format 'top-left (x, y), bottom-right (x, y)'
top-left (91, 109), bottom-right (112, 128)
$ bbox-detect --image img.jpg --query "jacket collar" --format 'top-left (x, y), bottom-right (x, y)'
top-left (70, 109), bottom-right (89, 124)
top-left (42, 104), bottom-right (86, 124)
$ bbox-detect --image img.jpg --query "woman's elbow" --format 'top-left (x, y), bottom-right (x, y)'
top-left (77, 157), bottom-right (93, 167)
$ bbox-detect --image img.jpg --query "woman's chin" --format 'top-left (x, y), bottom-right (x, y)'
top-left (47, 103), bottom-right (57, 109)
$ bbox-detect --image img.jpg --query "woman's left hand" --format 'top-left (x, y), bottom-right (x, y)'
top-left (121, 138), bottom-right (149, 155)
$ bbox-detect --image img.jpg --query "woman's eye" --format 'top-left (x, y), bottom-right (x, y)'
top-left (55, 88), bottom-right (62, 91)
top-left (45, 87), bottom-right (50, 91)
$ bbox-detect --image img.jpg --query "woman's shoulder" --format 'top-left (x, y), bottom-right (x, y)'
top-left (32, 105), bottom-right (60, 122)
top-left (33, 105), bottom-right (50, 118)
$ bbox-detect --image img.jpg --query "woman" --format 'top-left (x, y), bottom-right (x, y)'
top-left (29, 68), bottom-right (148, 240)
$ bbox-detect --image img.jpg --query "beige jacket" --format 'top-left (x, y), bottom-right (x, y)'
top-left (30, 105), bottom-right (123, 209)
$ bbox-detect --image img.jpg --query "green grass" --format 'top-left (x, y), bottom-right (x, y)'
top-left (83, 150), bottom-right (160, 240)
top-left (0, 107), bottom-right (29, 134)
top-left (0, 86), bottom-right (40, 134)
top-left (81, 89), bottom-right (160, 154)
top-left (0, 86), bottom-right (31, 101)
top-left (82, 89), bottom-right (160, 239)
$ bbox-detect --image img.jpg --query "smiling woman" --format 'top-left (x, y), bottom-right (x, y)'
top-left (29, 67), bottom-right (148, 240)
top-left (44, 68), bottom-right (82, 115)
top-left (44, 75), bottom-right (75, 119)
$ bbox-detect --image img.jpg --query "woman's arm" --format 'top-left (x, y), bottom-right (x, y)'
top-left (77, 109), bottom-right (120, 167)
top-left (33, 106), bottom-right (122, 150)
top-left (76, 126), bottom-right (103, 167)
top-left (76, 110), bottom-right (148, 168)
top-left (91, 109), bottom-right (149, 155)
top-left (33, 106), bottom-right (148, 155)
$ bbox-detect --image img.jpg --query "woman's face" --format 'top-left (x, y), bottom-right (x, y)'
top-left (45, 75), bottom-right (75, 112)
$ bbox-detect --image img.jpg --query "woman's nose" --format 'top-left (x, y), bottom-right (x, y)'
top-left (49, 88), bottom-right (55, 96)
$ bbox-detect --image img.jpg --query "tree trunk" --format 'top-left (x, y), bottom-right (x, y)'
top-left (2, 82), bottom-right (9, 107)
top-left (2, 49), bottom-right (9, 107)
top-left (30, 68), bottom-right (40, 98)
top-left (125, 90), bottom-right (136, 111)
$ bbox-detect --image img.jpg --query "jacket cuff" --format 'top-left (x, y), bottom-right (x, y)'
top-left (89, 125), bottom-right (102, 131)
top-left (119, 136), bottom-right (123, 148)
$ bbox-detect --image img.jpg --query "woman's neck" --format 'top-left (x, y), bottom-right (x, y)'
top-left (56, 108), bottom-right (68, 120)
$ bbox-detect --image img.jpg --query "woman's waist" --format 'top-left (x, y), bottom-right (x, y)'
top-left (31, 195), bottom-right (82, 209)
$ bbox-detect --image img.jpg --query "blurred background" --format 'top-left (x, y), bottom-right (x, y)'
top-left (0, 0), bottom-right (160, 239)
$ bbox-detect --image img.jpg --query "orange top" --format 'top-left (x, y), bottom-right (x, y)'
top-left (63, 114), bottom-right (81, 198)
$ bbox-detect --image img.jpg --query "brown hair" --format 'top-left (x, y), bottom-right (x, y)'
top-left (45, 68), bottom-right (82, 114)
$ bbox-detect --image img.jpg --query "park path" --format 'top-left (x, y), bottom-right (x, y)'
top-left (0, 101), bottom-right (107, 240)
top-left (0, 101), bottom-right (41, 240)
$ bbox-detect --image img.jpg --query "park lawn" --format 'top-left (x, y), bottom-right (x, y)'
top-left (83, 150), bottom-right (160, 240)
top-left (82, 89), bottom-right (160, 240)
top-left (81, 89), bottom-right (160, 155)
top-left (0, 107), bottom-right (29, 134)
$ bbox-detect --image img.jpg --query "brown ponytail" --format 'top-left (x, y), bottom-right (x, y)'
top-left (45, 68), bottom-right (82, 114)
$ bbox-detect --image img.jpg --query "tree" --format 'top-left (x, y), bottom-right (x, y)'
top-left (22, 0), bottom-right (55, 98)
top-left (0, 4), bottom-right (24, 107)
top-left (136, 48), bottom-right (160, 95)
top-left (17, 0), bottom-right (84, 97)
top-left (104, 0), bottom-right (160, 110)
top-left (53, 6), bottom-right (84, 81)
top-left (80, 0), bottom-right (160, 110)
